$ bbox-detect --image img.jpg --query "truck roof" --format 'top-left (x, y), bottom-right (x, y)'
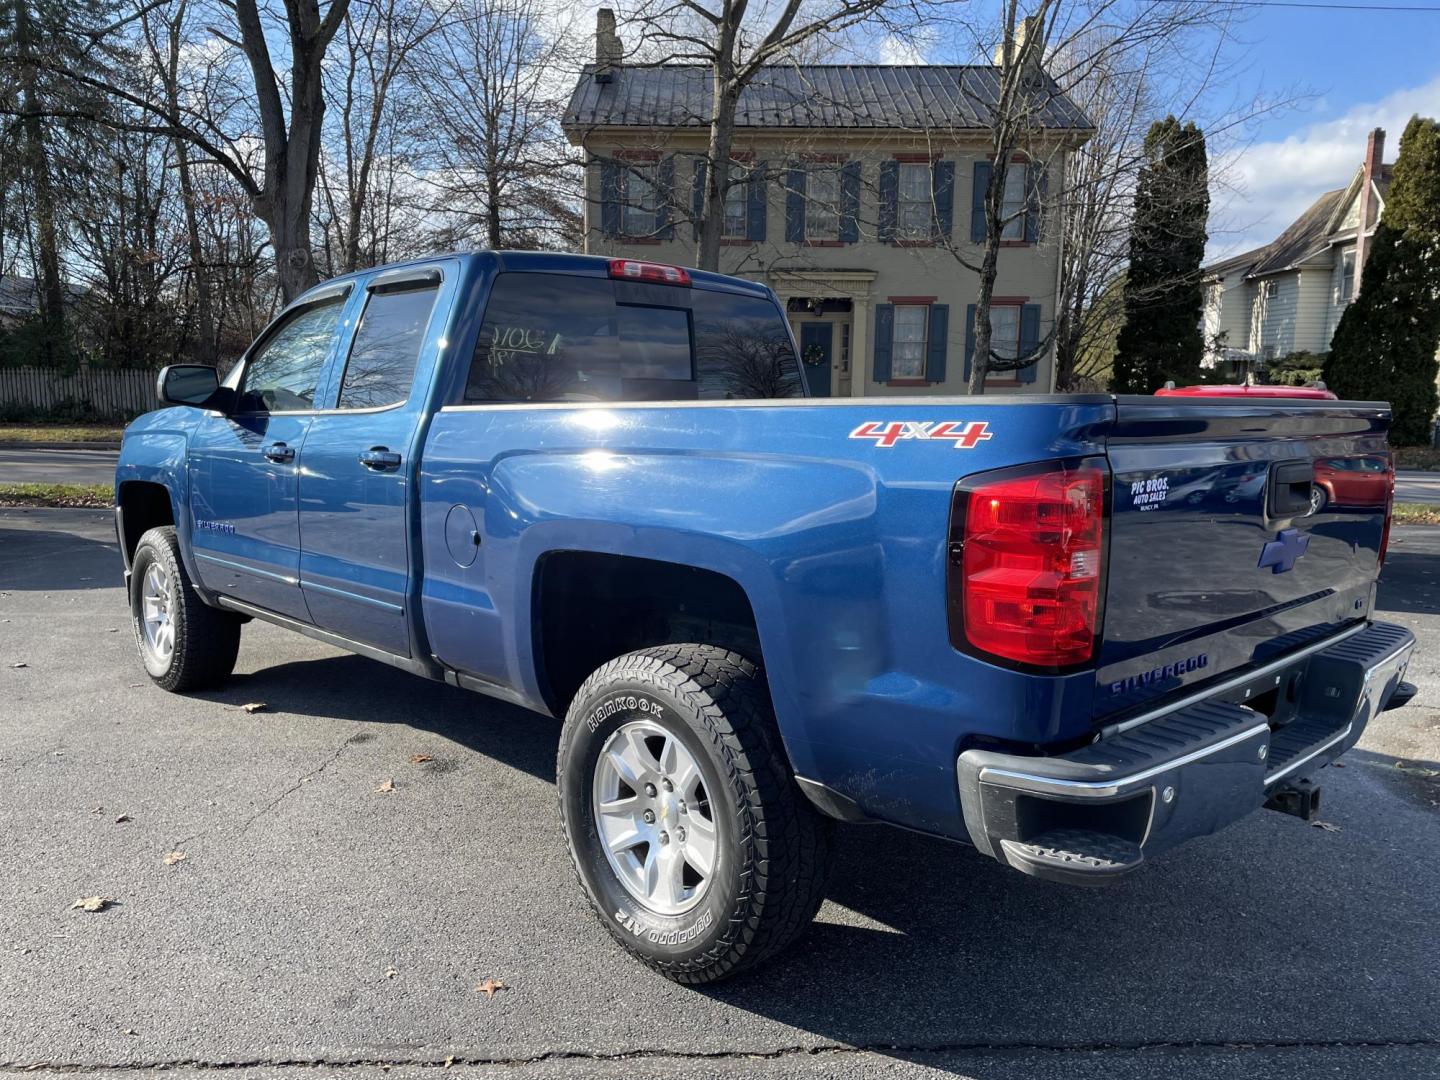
top-left (296, 250), bottom-right (774, 303)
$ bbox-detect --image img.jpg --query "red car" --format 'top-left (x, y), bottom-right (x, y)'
top-left (1313, 456), bottom-right (1391, 511)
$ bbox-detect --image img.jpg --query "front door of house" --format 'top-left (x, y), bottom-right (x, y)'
top-left (799, 323), bottom-right (833, 398)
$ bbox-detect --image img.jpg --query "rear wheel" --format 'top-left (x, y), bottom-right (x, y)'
top-left (557, 644), bottom-right (833, 983)
top-left (130, 526), bottom-right (241, 691)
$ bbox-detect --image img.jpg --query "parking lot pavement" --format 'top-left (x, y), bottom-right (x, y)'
top-left (2, 510), bottom-right (1438, 1080)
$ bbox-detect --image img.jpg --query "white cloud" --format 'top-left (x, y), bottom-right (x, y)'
top-left (1209, 75), bottom-right (1440, 262)
top-left (877, 30), bottom-right (935, 66)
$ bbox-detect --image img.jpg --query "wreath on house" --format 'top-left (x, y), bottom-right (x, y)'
top-left (802, 343), bottom-right (827, 367)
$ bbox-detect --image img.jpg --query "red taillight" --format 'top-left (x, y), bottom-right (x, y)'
top-left (949, 461), bottom-right (1107, 668)
top-left (608, 259), bottom-right (691, 286)
top-left (1380, 451), bottom-right (1395, 566)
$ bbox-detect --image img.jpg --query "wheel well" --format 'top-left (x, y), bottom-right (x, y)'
top-left (117, 481), bottom-right (175, 565)
top-left (534, 552), bottom-right (762, 717)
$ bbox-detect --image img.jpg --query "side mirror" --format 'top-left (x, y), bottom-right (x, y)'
top-left (157, 364), bottom-right (220, 408)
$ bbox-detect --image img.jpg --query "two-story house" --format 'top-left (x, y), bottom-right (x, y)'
top-left (1203, 128), bottom-right (1391, 369)
top-left (561, 15), bottom-right (1093, 396)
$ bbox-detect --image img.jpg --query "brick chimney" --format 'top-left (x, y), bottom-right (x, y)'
top-left (1353, 127), bottom-right (1384, 299)
top-left (595, 9), bottom-right (623, 83)
top-left (993, 14), bottom-right (1045, 85)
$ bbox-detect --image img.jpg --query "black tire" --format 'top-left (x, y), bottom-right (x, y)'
top-left (1311, 485), bottom-right (1329, 515)
top-left (130, 526), bottom-right (241, 692)
top-left (557, 644), bottom-right (833, 984)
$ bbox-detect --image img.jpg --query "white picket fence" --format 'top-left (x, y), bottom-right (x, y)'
top-left (0, 365), bottom-right (158, 419)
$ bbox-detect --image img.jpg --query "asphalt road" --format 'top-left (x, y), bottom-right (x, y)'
top-left (6, 445), bottom-right (1440, 505)
top-left (0, 447), bottom-right (119, 486)
top-left (2, 510), bottom-right (1438, 1080)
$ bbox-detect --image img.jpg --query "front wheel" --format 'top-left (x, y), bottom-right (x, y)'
top-left (130, 526), bottom-right (241, 692)
top-left (557, 644), bottom-right (833, 984)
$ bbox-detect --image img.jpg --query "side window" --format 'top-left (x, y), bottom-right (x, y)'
top-left (337, 284), bottom-right (439, 410)
top-left (239, 298), bottom-right (345, 412)
top-left (692, 290), bottom-right (803, 400)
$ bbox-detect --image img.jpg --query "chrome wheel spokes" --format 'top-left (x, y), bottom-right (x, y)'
top-left (141, 562), bottom-right (175, 663)
top-left (593, 719), bottom-right (717, 916)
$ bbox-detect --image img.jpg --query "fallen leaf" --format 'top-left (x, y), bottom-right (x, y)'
top-left (409, 754), bottom-right (433, 764)
top-left (1395, 760), bottom-right (1440, 778)
top-left (72, 896), bottom-right (115, 912)
top-left (122, 1028), bottom-right (136, 1036)
top-left (1331, 761), bottom-right (1346, 768)
top-left (1311, 820), bottom-right (1342, 832)
top-left (444, 1056), bottom-right (455, 1069)
top-left (106, 628), bottom-right (118, 634)
top-left (114, 814), bottom-right (131, 824)
top-left (232, 702), bottom-right (267, 714)
top-left (474, 977), bottom-right (507, 998)
top-left (374, 778), bottom-right (396, 794)
top-left (384, 965), bottom-right (398, 979)
top-left (12, 662), bottom-right (27, 669)
top-left (163, 851), bottom-right (187, 866)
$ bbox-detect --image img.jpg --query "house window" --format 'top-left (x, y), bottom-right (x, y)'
top-left (1340, 249), bottom-right (1356, 301)
top-left (621, 163), bottom-right (658, 237)
top-left (897, 163), bottom-right (932, 237)
top-left (722, 165), bottom-right (748, 238)
top-left (892, 304), bottom-right (929, 379)
top-left (988, 304), bottom-right (1022, 377)
top-left (1001, 163), bottom-right (1028, 241)
top-left (805, 166), bottom-right (840, 240)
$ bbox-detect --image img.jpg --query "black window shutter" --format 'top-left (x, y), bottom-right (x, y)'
top-left (926, 304), bottom-right (949, 383)
top-left (964, 304), bottom-right (976, 382)
top-left (1019, 303), bottom-right (1041, 383)
top-left (600, 161), bottom-right (621, 238)
top-left (747, 160), bottom-right (767, 242)
top-left (970, 161), bottom-right (991, 244)
top-left (840, 161), bottom-right (861, 243)
top-left (873, 303), bottom-right (894, 382)
top-left (785, 167), bottom-right (806, 243)
top-left (692, 159), bottom-right (707, 242)
top-left (656, 157), bottom-right (675, 239)
top-left (933, 161), bottom-right (955, 239)
top-left (878, 161), bottom-right (899, 243)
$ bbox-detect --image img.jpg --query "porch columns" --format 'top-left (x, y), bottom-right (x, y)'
top-left (850, 295), bottom-right (870, 397)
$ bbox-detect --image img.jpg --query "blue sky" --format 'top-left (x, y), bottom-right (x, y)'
top-left (1185, 5), bottom-right (1440, 259)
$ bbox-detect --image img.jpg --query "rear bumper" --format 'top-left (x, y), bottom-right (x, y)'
top-left (956, 621), bottom-right (1415, 885)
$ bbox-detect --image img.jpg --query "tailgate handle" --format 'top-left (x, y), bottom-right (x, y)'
top-left (1269, 460), bottom-right (1315, 517)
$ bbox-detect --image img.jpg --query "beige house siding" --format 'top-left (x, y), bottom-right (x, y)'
top-left (1293, 266), bottom-right (1334, 354)
top-left (578, 134), bottom-right (1068, 396)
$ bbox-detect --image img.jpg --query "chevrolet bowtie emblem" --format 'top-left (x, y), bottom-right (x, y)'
top-left (1258, 528), bottom-right (1311, 574)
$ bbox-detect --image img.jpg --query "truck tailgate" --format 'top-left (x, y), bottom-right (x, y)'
top-left (1096, 398), bottom-right (1391, 720)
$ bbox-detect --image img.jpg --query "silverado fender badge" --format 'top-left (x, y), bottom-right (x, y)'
top-left (1258, 527), bottom-right (1311, 574)
top-left (849, 420), bottom-right (992, 449)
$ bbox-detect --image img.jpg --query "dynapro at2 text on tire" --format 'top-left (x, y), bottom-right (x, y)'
top-left (557, 644), bottom-right (833, 983)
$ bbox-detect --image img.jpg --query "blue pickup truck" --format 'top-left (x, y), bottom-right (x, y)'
top-left (116, 251), bottom-right (1416, 983)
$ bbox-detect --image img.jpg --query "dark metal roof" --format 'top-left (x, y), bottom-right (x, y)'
top-left (564, 64), bottom-right (1092, 132)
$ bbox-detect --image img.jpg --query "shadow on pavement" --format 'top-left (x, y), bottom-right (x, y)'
top-left (0, 520), bottom-right (120, 592)
top-left (192, 651), bottom-right (561, 785)
top-left (1375, 549), bottom-right (1440, 616)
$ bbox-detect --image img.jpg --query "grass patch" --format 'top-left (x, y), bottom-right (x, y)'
top-left (1394, 446), bottom-right (1440, 472)
top-left (0, 482), bottom-right (112, 508)
top-left (1393, 502), bottom-right (1440, 526)
top-left (0, 423), bottom-right (125, 444)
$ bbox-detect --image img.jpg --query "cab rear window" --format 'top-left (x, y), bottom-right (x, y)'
top-left (462, 272), bottom-right (802, 403)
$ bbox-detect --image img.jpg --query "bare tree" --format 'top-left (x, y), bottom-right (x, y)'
top-left (414, 0), bottom-right (580, 251)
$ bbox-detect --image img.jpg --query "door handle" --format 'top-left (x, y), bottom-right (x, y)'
top-left (262, 442), bottom-right (295, 463)
top-left (358, 448), bottom-right (402, 470)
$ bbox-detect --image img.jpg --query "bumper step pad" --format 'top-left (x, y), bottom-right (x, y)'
top-left (999, 829), bottom-right (1143, 886)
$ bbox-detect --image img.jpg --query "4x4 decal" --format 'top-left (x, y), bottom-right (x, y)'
top-left (849, 420), bottom-right (993, 449)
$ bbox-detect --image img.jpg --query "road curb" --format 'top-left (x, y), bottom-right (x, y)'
top-left (0, 441), bottom-right (121, 451)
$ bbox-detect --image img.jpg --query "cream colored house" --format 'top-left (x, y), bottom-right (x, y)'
top-left (561, 20), bottom-right (1093, 396)
top-left (1203, 129), bottom-right (1391, 369)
